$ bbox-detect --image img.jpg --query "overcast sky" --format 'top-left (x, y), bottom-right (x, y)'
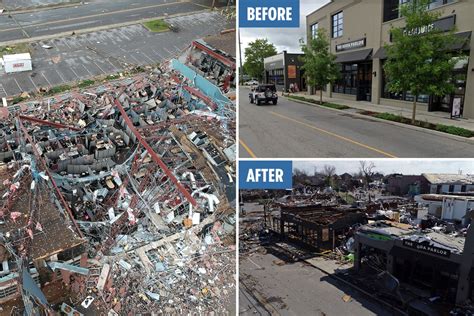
top-left (293, 160), bottom-right (474, 175)
top-left (240, 0), bottom-right (330, 61)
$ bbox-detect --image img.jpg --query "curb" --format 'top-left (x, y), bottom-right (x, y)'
top-left (283, 95), bottom-right (474, 144)
top-left (0, 8), bottom-right (211, 47)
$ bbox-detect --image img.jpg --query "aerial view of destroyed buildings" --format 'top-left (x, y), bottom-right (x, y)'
top-left (0, 0), bottom-right (236, 314)
top-left (240, 161), bottom-right (474, 316)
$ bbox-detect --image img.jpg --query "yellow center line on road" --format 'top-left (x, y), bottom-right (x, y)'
top-left (239, 139), bottom-right (257, 158)
top-left (0, 1), bottom-right (188, 33)
top-left (269, 111), bottom-right (398, 158)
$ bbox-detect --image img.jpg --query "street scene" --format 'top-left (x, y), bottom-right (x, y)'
top-left (240, 160), bottom-right (474, 315)
top-left (239, 0), bottom-right (474, 158)
top-left (0, 0), bottom-right (236, 314)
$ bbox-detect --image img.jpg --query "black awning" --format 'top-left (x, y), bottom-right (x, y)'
top-left (374, 31), bottom-right (471, 60)
top-left (390, 246), bottom-right (459, 273)
top-left (373, 47), bottom-right (387, 60)
top-left (335, 48), bottom-right (373, 63)
top-left (451, 31), bottom-right (472, 51)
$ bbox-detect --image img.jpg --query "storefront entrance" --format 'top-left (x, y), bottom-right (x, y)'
top-left (357, 63), bottom-right (373, 101)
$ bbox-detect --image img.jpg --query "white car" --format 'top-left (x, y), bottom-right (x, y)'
top-left (244, 80), bottom-right (259, 86)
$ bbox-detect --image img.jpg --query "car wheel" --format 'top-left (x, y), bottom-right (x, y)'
top-left (256, 99), bottom-right (261, 106)
top-left (273, 100), bottom-right (277, 105)
top-left (249, 96), bottom-right (253, 104)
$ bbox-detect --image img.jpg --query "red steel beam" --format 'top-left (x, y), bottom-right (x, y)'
top-left (18, 115), bottom-right (82, 131)
top-left (17, 120), bottom-right (84, 238)
top-left (114, 99), bottom-right (197, 207)
top-left (170, 75), bottom-right (218, 110)
top-left (192, 41), bottom-right (236, 69)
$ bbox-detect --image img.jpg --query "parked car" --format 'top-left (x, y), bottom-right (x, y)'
top-left (249, 84), bottom-right (278, 105)
top-left (244, 80), bottom-right (259, 86)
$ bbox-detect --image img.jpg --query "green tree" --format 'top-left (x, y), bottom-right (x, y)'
top-left (384, 0), bottom-right (462, 124)
top-left (243, 39), bottom-right (277, 81)
top-left (300, 28), bottom-right (339, 105)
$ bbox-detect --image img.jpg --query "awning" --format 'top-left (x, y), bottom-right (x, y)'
top-left (390, 246), bottom-right (459, 273)
top-left (373, 47), bottom-right (387, 60)
top-left (373, 31), bottom-right (471, 60)
top-left (335, 48), bottom-right (372, 63)
top-left (451, 31), bottom-right (471, 51)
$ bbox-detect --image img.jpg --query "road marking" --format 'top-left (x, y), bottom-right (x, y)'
top-left (13, 78), bottom-right (22, 92)
top-left (41, 72), bottom-right (52, 87)
top-left (0, 1), bottom-right (185, 33)
top-left (247, 258), bottom-right (263, 270)
top-left (54, 68), bottom-right (67, 83)
top-left (239, 139), bottom-right (257, 158)
top-left (28, 76), bottom-right (38, 90)
top-left (0, 84), bottom-right (7, 97)
top-left (269, 111), bottom-right (398, 158)
top-left (81, 64), bottom-right (93, 77)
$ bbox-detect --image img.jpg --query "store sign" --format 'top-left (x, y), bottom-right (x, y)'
top-left (402, 240), bottom-right (451, 258)
top-left (401, 15), bottom-right (456, 37)
top-left (336, 38), bottom-right (366, 52)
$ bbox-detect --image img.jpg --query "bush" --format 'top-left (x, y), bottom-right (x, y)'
top-left (45, 84), bottom-right (71, 96)
top-left (287, 95), bottom-right (349, 110)
top-left (435, 124), bottom-right (474, 138)
top-left (78, 79), bottom-right (95, 88)
top-left (143, 20), bottom-right (170, 32)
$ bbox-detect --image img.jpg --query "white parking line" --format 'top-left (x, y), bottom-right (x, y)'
top-left (70, 67), bottom-right (81, 80)
top-left (0, 84), bottom-right (7, 97)
top-left (13, 78), bottom-right (22, 93)
top-left (41, 72), bottom-right (52, 87)
top-left (28, 76), bottom-right (38, 90)
top-left (81, 64), bottom-right (93, 77)
top-left (141, 51), bottom-right (156, 64)
top-left (92, 61), bottom-right (106, 74)
top-left (54, 68), bottom-right (67, 83)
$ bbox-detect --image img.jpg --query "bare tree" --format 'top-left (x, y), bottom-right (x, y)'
top-left (359, 161), bottom-right (376, 189)
top-left (322, 165), bottom-right (336, 188)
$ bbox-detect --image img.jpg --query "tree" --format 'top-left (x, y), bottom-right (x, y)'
top-left (384, 0), bottom-right (462, 124)
top-left (243, 39), bottom-right (277, 81)
top-left (300, 29), bottom-right (339, 105)
top-left (359, 161), bottom-right (375, 188)
top-left (322, 165), bottom-right (336, 188)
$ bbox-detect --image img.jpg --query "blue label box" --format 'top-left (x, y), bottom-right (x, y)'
top-left (239, 0), bottom-right (300, 28)
top-left (239, 161), bottom-right (293, 190)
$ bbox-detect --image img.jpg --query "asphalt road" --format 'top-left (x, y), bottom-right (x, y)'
top-left (239, 251), bottom-right (391, 316)
top-left (239, 87), bottom-right (474, 158)
top-left (0, 0), bottom-right (213, 42)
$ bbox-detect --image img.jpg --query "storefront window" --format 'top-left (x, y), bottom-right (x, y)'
top-left (333, 63), bottom-right (357, 95)
top-left (383, 0), bottom-right (455, 22)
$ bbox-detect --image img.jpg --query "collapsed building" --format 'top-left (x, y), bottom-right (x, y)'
top-left (354, 218), bottom-right (473, 309)
top-left (0, 38), bottom-right (236, 314)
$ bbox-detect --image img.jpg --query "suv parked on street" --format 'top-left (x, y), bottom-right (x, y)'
top-left (249, 84), bottom-right (278, 105)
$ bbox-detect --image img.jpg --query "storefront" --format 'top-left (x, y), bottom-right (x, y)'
top-left (306, 0), bottom-right (474, 118)
top-left (264, 51), bottom-right (306, 93)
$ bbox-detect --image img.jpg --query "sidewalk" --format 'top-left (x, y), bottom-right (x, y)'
top-left (287, 91), bottom-right (474, 131)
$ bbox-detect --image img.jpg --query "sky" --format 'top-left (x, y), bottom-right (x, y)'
top-left (240, 0), bottom-right (330, 61)
top-left (293, 160), bottom-right (474, 176)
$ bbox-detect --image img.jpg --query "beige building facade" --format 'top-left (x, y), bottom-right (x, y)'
top-left (306, 0), bottom-right (474, 118)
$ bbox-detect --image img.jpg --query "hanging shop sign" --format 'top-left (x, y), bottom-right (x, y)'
top-left (287, 65), bottom-right (297, 79)
top-left (336, 38), bottom-right (366, 52)
top-left (402, 239), bottom-right (451, 258)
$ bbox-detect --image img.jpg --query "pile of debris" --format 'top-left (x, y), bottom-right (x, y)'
top-left (0, 59), bottom-right (236, 314)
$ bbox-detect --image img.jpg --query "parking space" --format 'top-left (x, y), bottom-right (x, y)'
top-left (0, 11), bottom-right (233, 97)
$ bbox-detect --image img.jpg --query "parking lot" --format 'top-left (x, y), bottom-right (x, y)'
top-left (0, 11), bottom-right (233, 98)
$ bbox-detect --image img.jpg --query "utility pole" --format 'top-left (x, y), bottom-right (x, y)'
top-left (238, 29), bottom-right (243, 84)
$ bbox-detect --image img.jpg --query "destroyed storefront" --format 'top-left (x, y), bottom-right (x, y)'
top-left (354, 220), bottom-right (473, 310)
top-left (267, 204), bottom-right (367, 251)
top-left (0, 56), bottom-right (236, 314)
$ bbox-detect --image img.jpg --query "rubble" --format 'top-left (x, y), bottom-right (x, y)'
top-left (0, 38), bottom-right (236, 313)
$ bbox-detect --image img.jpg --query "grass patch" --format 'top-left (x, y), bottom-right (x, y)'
top-left (78, 79), bottom-right (95, 88)
top-left (0, 43), bottom-right (31, 58)
top-left (44, 84), bottom-right (72, 96)
top-left (105, 74), bottom-right (121, 81)
top-left (367, 112), bottom-right (474, 138)
top-left (287, 95), bottom-right (350, 110)
top-left (11, 96), bottom-right (28, 105)
top-left (143, 19), bottom-right (170, 32)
